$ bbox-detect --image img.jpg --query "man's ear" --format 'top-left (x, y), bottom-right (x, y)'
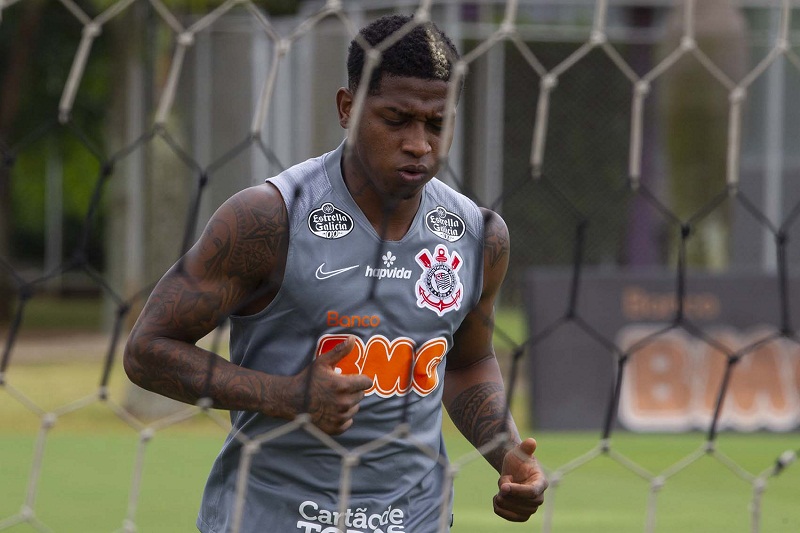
top-left (336, 87), bottom-right (353, 129)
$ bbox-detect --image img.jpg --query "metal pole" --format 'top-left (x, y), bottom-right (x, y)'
top-left (762, 7), bottom-right (784, 273)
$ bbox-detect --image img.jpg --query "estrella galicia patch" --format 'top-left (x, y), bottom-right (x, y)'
top-left (425, 206), bottom-right (465, 242)
top-left (307, 202), bottom-right (354, 239)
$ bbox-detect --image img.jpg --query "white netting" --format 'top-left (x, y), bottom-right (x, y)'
top-left (1, 1), bottom-right (799, 532)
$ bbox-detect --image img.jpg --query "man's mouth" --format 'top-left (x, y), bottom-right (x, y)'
top-left (398, 165), bottom-right (428, 182)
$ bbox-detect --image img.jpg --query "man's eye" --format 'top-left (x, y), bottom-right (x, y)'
top-left (384, 117), bottom-right (405, 126)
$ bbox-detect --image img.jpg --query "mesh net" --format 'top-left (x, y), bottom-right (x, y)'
top-left (1, 1), bottom-right (799, 532)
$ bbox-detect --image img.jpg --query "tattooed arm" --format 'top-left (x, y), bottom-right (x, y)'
top-left (443, 208), bottom-right (547, 522)
top-left (123, 184), bottom-right (371, 434)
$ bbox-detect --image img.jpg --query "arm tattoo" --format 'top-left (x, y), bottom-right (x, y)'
top-left (448, 382), bottom-right (513, 470)
top-left (230, 198), bottom-right (287, 277)
top-left (124, 188), bottom-right (289, 412)
top-left (484, 217), bottom-right (509, 268)
top-left (202, 219), bottom-right (231, 276)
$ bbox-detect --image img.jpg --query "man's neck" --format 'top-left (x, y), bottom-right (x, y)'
top-left (342, 168), bottom-right (422, 241)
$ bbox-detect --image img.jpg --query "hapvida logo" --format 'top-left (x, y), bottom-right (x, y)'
top-left (364, 265), bottom-right (412, 280)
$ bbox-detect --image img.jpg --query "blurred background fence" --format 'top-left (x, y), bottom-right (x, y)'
top-left (4, 0), bottom-right (800, 313)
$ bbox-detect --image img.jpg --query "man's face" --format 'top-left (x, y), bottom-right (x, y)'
top-left (337, 75), bottom-right (453, 202)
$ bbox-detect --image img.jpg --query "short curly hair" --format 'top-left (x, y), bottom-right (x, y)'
top-left (347, 14), bottom-right (461, 94)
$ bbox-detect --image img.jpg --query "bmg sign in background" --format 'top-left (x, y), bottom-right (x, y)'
top-left (525, 269), bottom-right (800, 432)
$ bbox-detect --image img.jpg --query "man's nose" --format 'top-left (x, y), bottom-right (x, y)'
top-left (402, 121), bottom-right (432, 158)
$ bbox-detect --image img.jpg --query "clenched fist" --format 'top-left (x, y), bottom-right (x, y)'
top-left (289, 335), bottom-right (373, 435)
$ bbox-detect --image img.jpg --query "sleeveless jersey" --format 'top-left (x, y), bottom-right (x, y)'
top-left (197, 142), bottom-right (485, 533)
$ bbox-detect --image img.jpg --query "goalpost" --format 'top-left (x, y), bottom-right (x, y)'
top-left (0, 1), bottom-right (798, 532)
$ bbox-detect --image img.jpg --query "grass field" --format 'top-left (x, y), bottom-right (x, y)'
top-left (1, 361), bottom-right (799, 532)
top-left (1, 425), bottom-right (798, 532)
top-left (1, 303), bottom-right (798, 532)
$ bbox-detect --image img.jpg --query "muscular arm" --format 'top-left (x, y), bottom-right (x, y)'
top-left (123, 184), bottom-right (295, 416)
top-left (445, 209), bottom-right (546, 521)
top-left (125, 183), bottom-right (372, 434)
top-left (443, 208), bottom-right (517, 472)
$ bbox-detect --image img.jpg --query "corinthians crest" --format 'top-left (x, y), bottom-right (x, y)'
top-left (414, 245), bottom-right (464, 316)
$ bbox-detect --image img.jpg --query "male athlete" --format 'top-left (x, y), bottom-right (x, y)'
top-left (124, 14), bottom-right (547, 533)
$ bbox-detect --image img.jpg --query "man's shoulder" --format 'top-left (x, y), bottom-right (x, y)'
top-left (229, 182), bottom-right (285, 209)
top-left (426, 177), bottom-right (473, 202)
top-left (270, 149), bottom-right (336, 187)
top-left (267, 150), bottom-right (338, 217)
top-left (479, 207), bottom-right (508, 241)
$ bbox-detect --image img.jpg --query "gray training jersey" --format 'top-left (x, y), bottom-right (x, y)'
top-left (197, 142), bottom-right (485, 533)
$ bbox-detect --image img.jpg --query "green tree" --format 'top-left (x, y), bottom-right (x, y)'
top-left (0, 1), bottom-right (45, 322)
top-left (1, 1), bottom-right (303, 324)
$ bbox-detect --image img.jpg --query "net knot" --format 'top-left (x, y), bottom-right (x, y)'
top-left (367, 48), bottom-right (382, 63)
top-left (141, 428), bottom-right (155, 442)
top-left (446, 464), bottom-right (459, 478)
top-left (590, 30), bottom-right (606, 45)
top-left (395, 422), bottom-right (411, 439)
top-left (729, 87), bottom-right (746, 104)
top-left (541, 74), bottom-right (558, 91)
top-left (42, 413), bottom-right (57, 429)
top-left (499, 21), bottom-right (515, 38)
top-left (413, 9), bottom-right (430, 24)
top-left (196, 397), bottom-right (213, 410)
top-left (101, 160), bottom-right (114, 177)
top-left (2, 151), bottom-right (15, 168)
top-left (775, 450), bottom-right (797, 473)
top-left (83, 23), bottom-right (102, 38)
top-left (178, 32), bottom-right (195, 47)
top-left (343, 453), bottom-right (360, 468)
top-left (680, 36), bottom-right (696, 50)
top-left (70, 249), bottom-right (88, 268)
top-left (244, 441), bottom-right (261, 456)
top-left (19, 283), bottom-right (34, 301)
top-left (117, 303), bottom-right (131, 318)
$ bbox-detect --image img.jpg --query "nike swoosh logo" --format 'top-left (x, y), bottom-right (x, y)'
top-left (315, 263), bottom-right (360, 280)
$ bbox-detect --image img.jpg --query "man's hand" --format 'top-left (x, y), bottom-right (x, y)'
top-left (289, 335), bottom-right (372, 435)
top-left (493, 438), bottom-right (548, 522)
